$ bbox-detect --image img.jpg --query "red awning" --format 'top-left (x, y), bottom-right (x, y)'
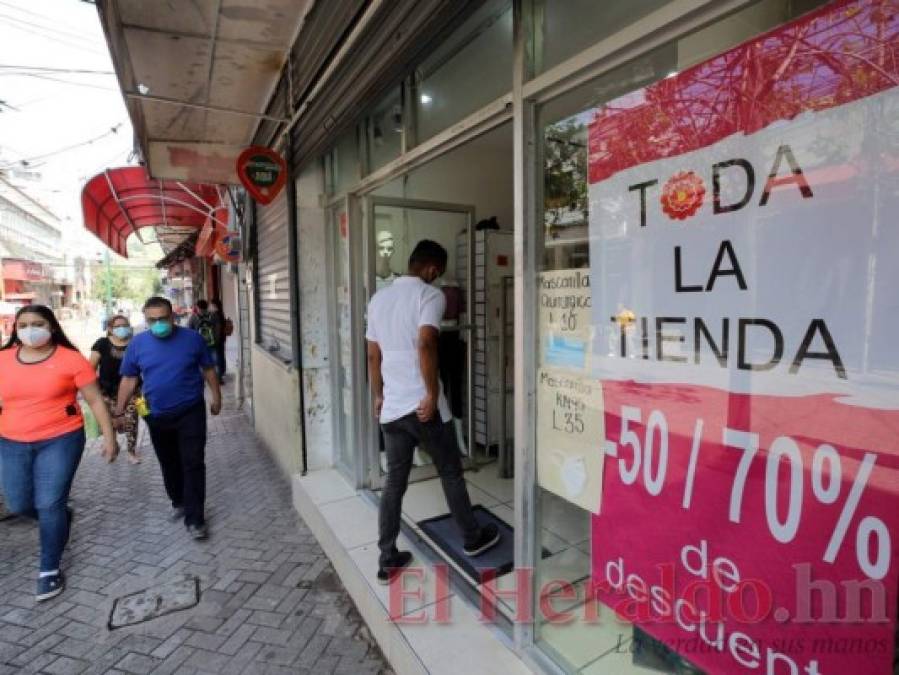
top-left (81, 167), bottom-right (227, 258)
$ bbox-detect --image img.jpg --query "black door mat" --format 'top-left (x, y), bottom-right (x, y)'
top-left (417, 505), bottom-right (550, 583)
top-left (108, 576), bottom-right (199, 629)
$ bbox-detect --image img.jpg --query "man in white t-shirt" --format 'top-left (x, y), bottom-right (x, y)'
top-left (366, 240), bottom-right (500, 584)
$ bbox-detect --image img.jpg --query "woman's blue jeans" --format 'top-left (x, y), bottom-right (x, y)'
top-left (0, 428), bottom-right (85, 572)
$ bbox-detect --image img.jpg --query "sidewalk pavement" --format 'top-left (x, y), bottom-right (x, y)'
top-left (0, 387), bottom-right (391, 675)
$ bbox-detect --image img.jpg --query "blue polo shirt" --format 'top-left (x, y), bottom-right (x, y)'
top-left (120, 326), bottom-right (214, 415)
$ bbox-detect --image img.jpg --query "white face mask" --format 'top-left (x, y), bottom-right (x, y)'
top-left (19, 326), bottom-right (52, 348)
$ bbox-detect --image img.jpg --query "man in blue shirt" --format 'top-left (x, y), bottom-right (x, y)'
top-left (116, 296), bottom-right (222, 540)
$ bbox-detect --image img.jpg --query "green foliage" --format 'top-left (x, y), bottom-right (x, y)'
top-left (92, 266), bottom-right (163, 304)
top-left (544, 119), bottom-right (589, 226)
top-left (91, 267), bottom-right (128, 301)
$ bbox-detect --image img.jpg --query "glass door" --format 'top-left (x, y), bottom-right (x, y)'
top-left (362, 196), bottom-right (475, 490)
top-left (328, 197), bottom-right (365, 485)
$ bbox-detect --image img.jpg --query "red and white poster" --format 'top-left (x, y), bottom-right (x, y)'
top-left (588, 2), bottom-right (899, 673)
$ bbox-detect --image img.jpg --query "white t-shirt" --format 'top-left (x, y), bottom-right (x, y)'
top-left (366, 276), bottom-right (452, 424)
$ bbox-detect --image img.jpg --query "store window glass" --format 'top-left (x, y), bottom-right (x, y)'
top-left (331, 203), bottom-right (356, 477)
top-left (367, 86), bottom-right (404, 173)
top-left (530, 2), bottom-right (896, 674)
top-left (414, 0), bottom-right (513, 143)
top-left (327, 128), bottom-right (360, 196)
top-left (527, 0), bottom-right (671, 78)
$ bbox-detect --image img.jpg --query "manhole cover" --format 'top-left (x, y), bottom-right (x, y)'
top-left (108, 576), bottom-right (199, 629)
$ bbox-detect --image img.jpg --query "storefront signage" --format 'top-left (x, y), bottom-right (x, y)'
top-left (586, 2), bottom-right (899, 674)
top-left (536, 367), bottom-right (604, 513)
top-left (2, 260), bottom-right (46, 282)
top-left (237, 146), bottom-right (286, 205)
top-left (195, 217), bottom-right (217, 257)
top-left (215, 230), bottom-right (241, 263)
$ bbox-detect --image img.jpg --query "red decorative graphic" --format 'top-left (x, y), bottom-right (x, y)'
top-left (588, 0), bottom-right (899, 185)
top-left (660, 171), bottom-right (705, 220)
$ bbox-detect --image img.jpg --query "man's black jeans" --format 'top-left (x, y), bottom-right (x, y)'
top-left (146, 400), bottom-right (207, 527)
top-left (379, 413), bottom-right (480, 567)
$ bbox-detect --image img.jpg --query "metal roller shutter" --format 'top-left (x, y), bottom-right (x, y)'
top-left (251, 1), bottom-right (480, 167)
top-left (288, 0), bottom-right (479, 169)
top-left (255, 190), bottom-right (293, 363)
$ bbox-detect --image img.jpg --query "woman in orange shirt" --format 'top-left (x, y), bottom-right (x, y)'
top-left (0, 305), bottom-right (118, 602)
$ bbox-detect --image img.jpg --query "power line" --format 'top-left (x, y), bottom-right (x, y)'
top-left (0, 15), bottom-right (106, 56)
top-left (0, 0), bottom-right (93, 31)
top-left (0, 124), bottom-right (124, 168)
top-left (0, 6), bottom-right (105, 48)
top-left (78, 148), bottom-right (135, 181)
top-left (0, 64), bottom-right (114, 75)
top-left (0, 71), bottom-right (119, 91)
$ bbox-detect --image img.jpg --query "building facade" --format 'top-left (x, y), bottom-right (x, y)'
top-left (99, 1), bottom-right (899, 673)
top-left (0, 177), bottom-right (72, 310)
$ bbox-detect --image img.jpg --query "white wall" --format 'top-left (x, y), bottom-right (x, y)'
top-left (376, 123), bottom-right (514, 231)
top-left (251, 347), bottom-right (303, 475)
top-left (296, 166), bottom-right (334, 471)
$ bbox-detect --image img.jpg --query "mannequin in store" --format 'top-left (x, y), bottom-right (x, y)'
top-left (438, 274), bottom-right (468, 455)
top-left (376, 230), bottom-right (400, 289)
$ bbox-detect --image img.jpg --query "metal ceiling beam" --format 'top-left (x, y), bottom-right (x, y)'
top-left (124, 91), bottom-right (291, 122)
top-left (119, 22), bottom-right (274, 48)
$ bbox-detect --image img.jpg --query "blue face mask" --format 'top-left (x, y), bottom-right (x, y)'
top-left (150, 321), bottom-right (173, 339)
top-left (112, 326), bottom-right (132, 340)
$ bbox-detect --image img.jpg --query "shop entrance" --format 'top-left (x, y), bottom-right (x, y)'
top-left (361, 196), bottom-right (476, 490)
top-left (353, 122), bottom-right (517, 595)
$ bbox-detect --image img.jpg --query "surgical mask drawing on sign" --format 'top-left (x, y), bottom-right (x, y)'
top-left (18, 326), bottom-right (51, 348)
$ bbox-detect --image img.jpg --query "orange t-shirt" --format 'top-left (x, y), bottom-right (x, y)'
top-left (0, 346), bottom-right (98, 442)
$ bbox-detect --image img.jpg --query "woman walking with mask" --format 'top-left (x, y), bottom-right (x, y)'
top-left (90, 314), bottom-right (141, 464)
top-left (0, 305), bottom-right (118, 601)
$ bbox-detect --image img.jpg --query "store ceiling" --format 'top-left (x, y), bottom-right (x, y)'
top-left (97, 0), bottom-right (319, 182)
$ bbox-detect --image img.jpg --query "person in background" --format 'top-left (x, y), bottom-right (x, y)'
top-left (366, 240), bottom-right (500, 585)
top-left (188, 300), bottom-right (219, 377)
top-left (208, 299), bottom-right (227, 383)
top-left (90, 314), bottom-right (141, 464)
top-left (116, 297), bottom-right (221, 540)
top-left (0, 304), bottom-right (118, 601)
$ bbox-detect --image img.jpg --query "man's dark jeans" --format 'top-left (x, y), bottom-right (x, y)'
top-left (146, 400), bottom-right (207, 527)
top-left (379, 413), bottom-right (480, 567)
